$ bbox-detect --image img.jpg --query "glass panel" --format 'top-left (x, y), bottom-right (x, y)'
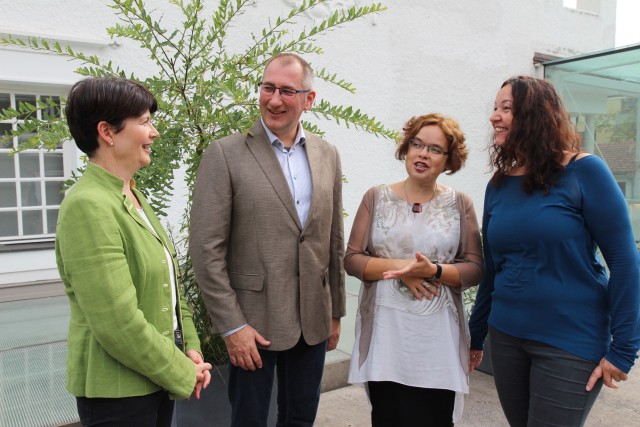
top-left (43, 153), bottom-right (64, 177)
top-left (21, 181), bottom-right (42, 206)
top-left (18, 153), bottom-right (41, 177)
top-left (0, 153), bottom-right (15, 178)
top-left (0, 93), bottom-right (9, 111)
top-left (40, 96), bottom-right (61, 119)
top-left (22, 210), bottom-right (43, 235)
top-left (0, 182), bottom-right (17, 207)
top-left (15, 94), bottom-right (37, 120)
top-left (47, 209), bottom-right (59, 234)
top-left (545, 45), bottom-right (640, 253)
top-left (0, 123), bottom-right (12, 149)
top-left (0, 211), bottom-right (19, 237)
top-left (45, 181), bottom-right (64, 205)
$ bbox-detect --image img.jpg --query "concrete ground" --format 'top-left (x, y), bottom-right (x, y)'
top-left (3, 280), bottom-right (638, 426)
top-left (316, 369), bottom-right (640, 426)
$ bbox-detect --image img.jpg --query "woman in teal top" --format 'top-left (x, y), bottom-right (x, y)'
top-left (469, 76), bottom-right (640, 427)
top-left (56, 77), bottom-right (212, 426)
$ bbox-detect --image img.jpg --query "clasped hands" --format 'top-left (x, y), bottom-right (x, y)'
top-left (185, 349), bottom-right (213, 400)
top-left (383, 252), bottom-right (441, 301)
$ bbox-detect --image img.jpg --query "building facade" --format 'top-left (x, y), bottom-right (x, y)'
top-left (0, 0), bottom-right (619, 298)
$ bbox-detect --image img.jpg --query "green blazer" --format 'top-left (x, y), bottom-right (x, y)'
top-left (55, 162), bottom-right (201, 399)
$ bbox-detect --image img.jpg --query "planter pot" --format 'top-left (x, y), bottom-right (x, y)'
top-left (172, 364), bottom-right (278, 426)
top-left (476, 337), bottom-right (493, 376)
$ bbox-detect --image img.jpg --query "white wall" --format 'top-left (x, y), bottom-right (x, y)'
top-left (0, 0), bottom-right (618, 285)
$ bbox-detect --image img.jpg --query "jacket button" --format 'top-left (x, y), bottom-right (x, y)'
top-left (162, 259), bottom-right (167, 264)
top-left (163, 283), bottom-right (169, 288)
top-left (162, 307), bottom-right (169, 312)
top-left (299, 236), bottom-right (305, 242)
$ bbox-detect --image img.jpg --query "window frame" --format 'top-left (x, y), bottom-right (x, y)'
top-left (0, 86), bottom-right (71, 245)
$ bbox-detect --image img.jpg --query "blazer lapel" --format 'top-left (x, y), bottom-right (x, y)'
top-left (245, 121), bottom-right (302, 230)
top-left (124, 193), bottom-right (168, 250)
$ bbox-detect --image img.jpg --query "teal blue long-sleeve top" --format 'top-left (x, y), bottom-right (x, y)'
top-left (469, 155), bottom-right (640, 372)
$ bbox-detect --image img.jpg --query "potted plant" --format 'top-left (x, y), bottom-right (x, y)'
top-left (1, 1), bottom-right (397, 424)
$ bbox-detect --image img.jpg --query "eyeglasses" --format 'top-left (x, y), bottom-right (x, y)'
top-left (408, 139), bottom-right (449, 156)
top-left (258, 82), bottom-right (310, 98)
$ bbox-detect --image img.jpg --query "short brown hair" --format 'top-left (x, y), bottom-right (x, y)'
top-left (395, 113), bottom-right (468, 174)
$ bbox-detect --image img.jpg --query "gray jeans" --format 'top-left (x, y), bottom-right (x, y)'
top-left (489, 326), bottom-right (603, 427)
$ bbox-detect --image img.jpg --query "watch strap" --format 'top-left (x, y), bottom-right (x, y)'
top-left (433, 261), bottom-right (442, 279)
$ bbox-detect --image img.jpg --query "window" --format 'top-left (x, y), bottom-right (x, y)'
top-left (563, 0), bottom-right (600, 14)
top-left (0, 90), bottom-right (66, 244)
top-left (617, 181), bottom-right (627, 196)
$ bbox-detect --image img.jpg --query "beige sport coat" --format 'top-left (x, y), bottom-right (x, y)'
top-left (190, 121), bottom-right (346, 351)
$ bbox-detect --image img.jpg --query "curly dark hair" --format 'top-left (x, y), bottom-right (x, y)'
top-left (489, 76), bottom-right (581, 193)
top-left (396, 113), bottom-right (468, 175)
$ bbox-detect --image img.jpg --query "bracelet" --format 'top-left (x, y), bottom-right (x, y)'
top-left (432, 261), bottom-right (442, 280)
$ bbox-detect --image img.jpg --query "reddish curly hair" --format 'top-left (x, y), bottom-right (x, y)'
top-left (396, 113), bottom-right (468, 175)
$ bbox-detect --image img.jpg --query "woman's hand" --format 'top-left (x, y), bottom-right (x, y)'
top-left (586, 357), bottom-right (629, 391)
top-left (399, 276), bottom-right (441, 301)
top-left (186, 349), bottom-right (212, 399)
top-left (469, 349), bottom-right (484, 373)
top-left (383, 252), bottom-right (435, 279)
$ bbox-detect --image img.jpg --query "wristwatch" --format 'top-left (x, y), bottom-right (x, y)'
top-left (432, 261), bottom-right (442, 280)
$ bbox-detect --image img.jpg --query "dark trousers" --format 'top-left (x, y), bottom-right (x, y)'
top-left (489, 326), bottom-right (603, 427)
top-left (76, 390), bottom-right (173, 427)
top-left (228, 336), bottom-right (327, 427)
top-left (367, 381), bottom-right (455, 427)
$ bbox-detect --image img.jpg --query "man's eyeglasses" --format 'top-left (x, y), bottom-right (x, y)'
top-left (258, 82), bottom-right (310, 98)
top-left (408, 139), bottom-right (449, 156)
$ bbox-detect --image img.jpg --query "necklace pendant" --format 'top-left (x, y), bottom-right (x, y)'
top-left (412, 203), bottom-right (422, 213)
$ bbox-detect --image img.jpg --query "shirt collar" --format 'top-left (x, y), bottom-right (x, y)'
top-left (260, 117), bottom-right (306, 149)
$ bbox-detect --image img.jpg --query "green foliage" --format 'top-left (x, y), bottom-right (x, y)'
top-left (0, 0), bottom-right (396, 364)
top-left (594, 97), bottom-right (638, 144)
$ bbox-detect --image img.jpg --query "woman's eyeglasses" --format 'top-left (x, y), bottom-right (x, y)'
top-left (408, 139), bottom-right (449, 156)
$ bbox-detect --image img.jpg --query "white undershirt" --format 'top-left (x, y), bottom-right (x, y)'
top-left (137, 208), bottom-right (178, 330)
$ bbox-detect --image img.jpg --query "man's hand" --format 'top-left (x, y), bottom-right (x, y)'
top-left (327, 318), bottom-right (341, 351)
top-left (224, 325), bottom-right (271, 371)
top-left (186, 349), bottom-right (212, 400)
top-left (586, 357), bottom-right (629, 391)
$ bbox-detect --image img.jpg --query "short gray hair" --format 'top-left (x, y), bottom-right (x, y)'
top-left (263, 53), bottom-right (314, 89)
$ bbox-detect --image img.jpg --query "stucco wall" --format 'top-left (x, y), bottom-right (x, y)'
top-left (0, 0), bottom-right (618, 284)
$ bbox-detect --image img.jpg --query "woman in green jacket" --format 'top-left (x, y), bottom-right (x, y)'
top-left (56, 77), bottom-right (211, 427)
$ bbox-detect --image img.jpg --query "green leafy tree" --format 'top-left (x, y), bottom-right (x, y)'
top-left (595, 97), bottom-right (638, 144)
top-left (0, 0), bottom-right (396, 364)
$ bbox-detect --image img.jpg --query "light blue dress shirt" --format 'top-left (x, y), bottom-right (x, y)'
top-left (261, 118), bottom-right (313, 227)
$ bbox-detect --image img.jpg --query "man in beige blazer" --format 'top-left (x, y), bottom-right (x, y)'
top-left (190, 53), bottom-right (346, 426)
